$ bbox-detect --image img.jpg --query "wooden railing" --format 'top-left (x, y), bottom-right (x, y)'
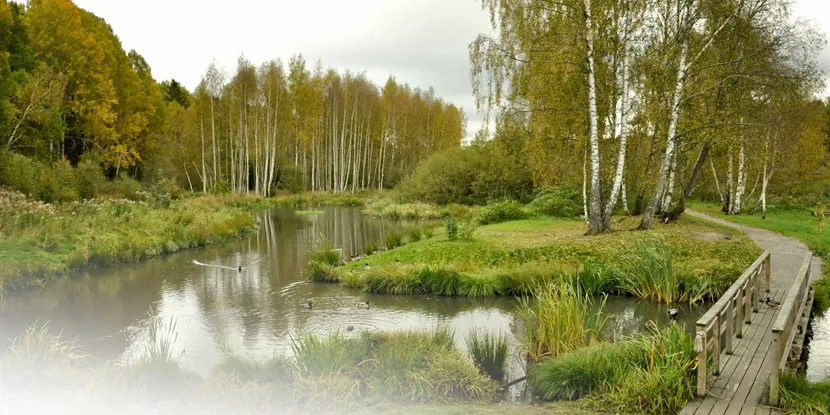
top-left (769, 252), bottom-right (813, 406)
top-left (694, 251), bottom-right (771, 397)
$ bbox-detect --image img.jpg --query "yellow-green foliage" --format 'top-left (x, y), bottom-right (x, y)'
top-left (0, 190), bottom-right (256, 290)
top-left (520, 284), bottom-right (607, 361)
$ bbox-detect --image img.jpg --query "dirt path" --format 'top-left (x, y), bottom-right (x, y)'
top-left (686, 210), bottom-right (823, 289)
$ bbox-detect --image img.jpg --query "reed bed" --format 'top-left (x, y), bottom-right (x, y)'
top-left (466, 330), bottom-right (509, 381)
top-left (519, 284), bottom-right (607, 361)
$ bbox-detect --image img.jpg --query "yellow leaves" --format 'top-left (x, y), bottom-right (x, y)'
top-left (102, 144), bottom-right (140, 170)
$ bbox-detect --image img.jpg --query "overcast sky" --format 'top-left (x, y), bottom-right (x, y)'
top-left (71, 0), bottom-right (830, 140)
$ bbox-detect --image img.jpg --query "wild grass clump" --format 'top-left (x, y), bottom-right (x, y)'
top-left (423, 227), bottom-right (435, 239)
top-left (568, 261), bottom-right (619, 296)
top-left (364, 241), bottom-right (380, 256)
top-left (778, 374), bottom-right (830, 415)
top-left (141, 314), bottom-right (181, 367)
top-left (408, 228), bottom-right (422, 243)
top-left (291, 332), bottom-right (370, 377)
top-left (531, 324), bottom-right (696, 414)
top-left (385, 232), bottom-right (403, 249)
top-left (311, 244), bottom-right (340, 266)
top-left (616, 239), bottom-right (684, 304)
top-left (813, 276), bottom-right (830, 317)
top-left (363, 196), bottom-right (443, 219)
top-left (361, 265), bottom-right (424, 294)
top-left (291, 329), bottom-right (496, 404)
top-left (418, 265), bottom-right (462, 296)
top-left (308, 260), bottom-right (344, 283)
top-left (476, 200), bottom-right (528, 225)
top-left (457, 272), bottom-right (507, 297)
top-left (213, 354), bottom-right (295, 384)
top-left (2, 320), bottom-right (85, 371)
top-left (520, 284), bottom-right (607, 361)
top-left (466, 330), bottom-right (508, 380)
top-left (445, 217), bottom-right (477, 241)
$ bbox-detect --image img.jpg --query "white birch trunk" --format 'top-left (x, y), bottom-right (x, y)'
top-left (584, 0), bottom-right (603, 234)
top-left (732, 143), bottom-right (746, 214)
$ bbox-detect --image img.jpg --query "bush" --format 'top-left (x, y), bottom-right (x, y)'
top-left (0, 152), bottom-right (39, 197)
top-left (476, 200), bottom-right (528, 225)
top-left (75, 156), bottom-right (106, 199)
top-left (49, 158), bottom-right (79, 203)
top-left (276, 164), bottom-right (305, 194)
top-left (445, 218), bottom-right (477, 241)
top-left (100, 175), bottom-right (143, 200)
top-left (528, 185), bottom-right (582, 217)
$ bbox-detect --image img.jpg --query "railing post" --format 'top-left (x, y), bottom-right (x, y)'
top-left (725, 302), bottom-right (734, 354)
top-left (769, 330), bottom-right (781, 406)
top-left (744, 280), bottom-right (752, 324)
top-left (696, 330), bottom-right (707, 397)
top-left (764, 253), bottom-right (771, 293)
top-left (736, 292), bottom-right (744, 338)
top-left (753, 270), bottom-right (760, 313)
top-left (713, 316), bottom-right (721, 374)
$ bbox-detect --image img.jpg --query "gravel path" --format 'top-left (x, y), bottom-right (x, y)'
top-left (685, 210), bottom-right (823, 289)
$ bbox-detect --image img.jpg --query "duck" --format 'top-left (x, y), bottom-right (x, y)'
top-left (351, 255), bottom-right (362, 262)
top-left (765, 297), bottom-right (781, 309)
top-left (364, 263), bottom-right (371, 271)
top-left (365, 300), bottom-right (371, 310)
top-left (237, 265), bottom-right (243, 273)
top-left (395, 259), bottom-right (402, 266)
top-left (302, 300), bottom-right (313, 309)
top-left (346, 325), bottom-right (355, 332)
top-left (668, 308), bottom-right (679, 319)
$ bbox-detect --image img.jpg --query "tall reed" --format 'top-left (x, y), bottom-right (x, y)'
top-left (466, 329), bottom-right (509, 380)
top-left (617, 240), bottom-right (682, 304)
top-left (519, 284), bottom-right (607, 361)
top-left (143, 313), bottom-right (181, 366)
top-left (3, 320), bottom-right (84, 370)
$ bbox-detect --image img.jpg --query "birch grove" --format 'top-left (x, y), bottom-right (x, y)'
top-left (471, 0), bottom-right (825, 233)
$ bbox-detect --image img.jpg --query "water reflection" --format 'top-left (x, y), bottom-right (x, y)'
top-left (1, 206), bottom-right (706, 395)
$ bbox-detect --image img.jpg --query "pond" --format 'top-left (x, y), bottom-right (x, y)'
top-left (0, 207), bottom-right (703, 399)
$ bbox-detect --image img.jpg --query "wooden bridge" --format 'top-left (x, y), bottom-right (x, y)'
top-left (680, 251), bottom-right (815, 415)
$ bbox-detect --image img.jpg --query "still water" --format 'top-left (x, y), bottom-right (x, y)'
top-left (0, 207), bottom-right (702, 393)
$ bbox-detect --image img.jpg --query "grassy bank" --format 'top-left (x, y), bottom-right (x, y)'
top-left (316, 216), bottom-right (761, 304)
top-left (0, 189), bottom-right (257, 290)
top-left (0, 322), bottom-right (593, 415)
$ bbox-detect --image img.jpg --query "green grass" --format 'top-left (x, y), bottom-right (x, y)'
top-left (0, 190), bottom-right (257, 290)
top-left (778, 374), bottom-right (830, 415)
top-left (689, 201), bottom-right (829, 258)
top-left (531, 324), bottom-right (696, 414)
top-left (332, 216), bottom-right (760, 302)
top-left (465, 330), bottom-right (509, 380)
top-left (520, 284), bottom-right (607, 361)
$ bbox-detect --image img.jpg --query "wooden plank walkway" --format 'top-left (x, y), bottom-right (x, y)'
top-left (680, 288), bottom-right (785, 415)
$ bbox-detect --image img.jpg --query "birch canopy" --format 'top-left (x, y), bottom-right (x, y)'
top-left (470, 0), bottom-right (827, 233)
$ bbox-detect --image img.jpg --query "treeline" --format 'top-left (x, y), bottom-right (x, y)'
top-left (471, 0), bottom-right (830, 232)
top-left (0, 0), bottom-right (465, 200)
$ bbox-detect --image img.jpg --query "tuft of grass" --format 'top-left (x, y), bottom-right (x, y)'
top-left (385, 232), bottom-right (404, 249)
top-left (568, 261), bottom-right (619, 297)
top-left (364, 241), bottom-right (380, 256)
top-left (813, 276), bottom-right (830, 317)
top-left (308, 260), bottom-right (344, 283)
top-left (311, 244), bottom-right (341, 266)
top-left (466, 330), bottom-right (509, 381)
top-left (532, 324), bottom-right (696, 414)
top-left (778, 374), bottom-right (830, 415)
top-left (2, 320), bottom-right (85, 370)
top-left (520, 284), bottom-right (607, 361)
top-left (142, 313), bottom-right (181, 367)
top-left (457, 272), bottom-right (507, 297)
top-left (362, 265), bottom-right (424, 295)
top-left (616, 239), bottom-right (683, 304)
top-left (418, 265), bottom-right (462, 296)
top-left (408, 228), bottom-right (423, 243)
top-left (291, 332), bottom-right (370, 377)
top-left (212, 354), bottom-right (295, 384)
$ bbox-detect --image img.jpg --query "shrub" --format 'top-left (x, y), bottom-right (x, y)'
top-left (466, 330), bottom-right (509, 381)
top-left (100, 175), bottom-right (143, 200)
top-left (528, 185), bottom-right (582, 217)
top-left (50, 158), bottom-right (79, 203)
top-left (476, 200), bottom-right (528, 225)
top-left (276, 164), bottom-right (305, 194)
top-left (75, 156), bottom-right (106, 199)
top-left (0, 152), bottom-right (38, 197)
